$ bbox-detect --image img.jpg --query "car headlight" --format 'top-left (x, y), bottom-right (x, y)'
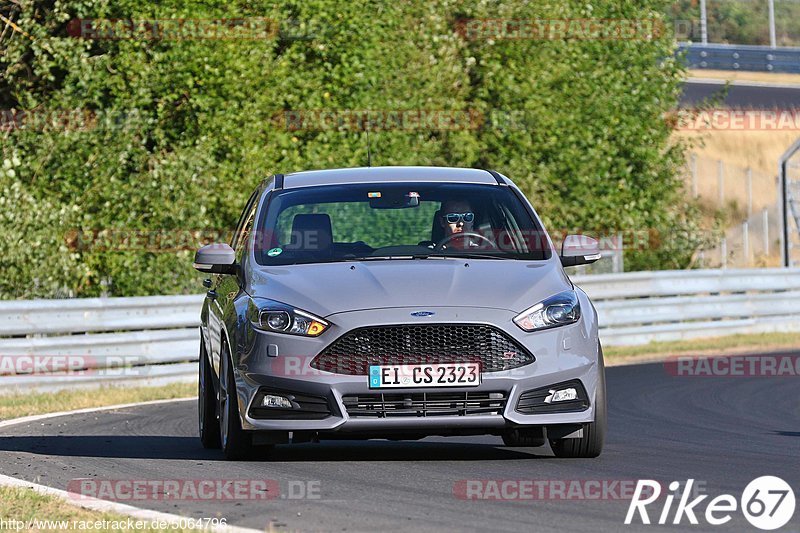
top-left (247, 299), bottom-right (329, 337)
top-left (513, 290), bottom-right (581, 332)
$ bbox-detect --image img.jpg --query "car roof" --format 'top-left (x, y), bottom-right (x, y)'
top-left (279, 166), bottom-right (506, 189)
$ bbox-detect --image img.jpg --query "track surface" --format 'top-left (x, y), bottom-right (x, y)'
top-left (0, 361), bottom-right (798, 533)
top-left (681, 80), bottom-right (800, 109)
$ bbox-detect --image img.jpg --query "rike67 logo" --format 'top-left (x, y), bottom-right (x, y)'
top-left (625, 477), bottom-right (795, 530)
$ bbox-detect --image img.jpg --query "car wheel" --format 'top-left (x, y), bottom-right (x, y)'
top-left (549, 344), bottom-right (607, 458)
top-left (502, 428), bottom-right (545, 447)
top-left (218, 344), bottom-right (254, 460)
top-left (198, 341), bottom-right (221, 449)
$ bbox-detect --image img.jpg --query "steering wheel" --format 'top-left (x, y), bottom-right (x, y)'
top-left (435, 232), bottom-right (497, 251)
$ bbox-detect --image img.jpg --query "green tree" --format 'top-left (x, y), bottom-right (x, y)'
top-left (1, 0), bottom-right (698, 297)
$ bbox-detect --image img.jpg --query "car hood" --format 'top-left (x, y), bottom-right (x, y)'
top-left (246, 258), bottom-right (572, 317)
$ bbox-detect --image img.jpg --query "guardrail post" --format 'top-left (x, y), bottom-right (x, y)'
top-left (721, 237), bottom-right (727, 269)
top-left (779, 167), bottom-right (787, 267)
top-left (746, 168), bottom-right (753, 216)
top-left (779, 138), bottom-right (800, 268)
top-left (763, 208), bottom-right (770, 256)
top-left (743, 221), bottom-right (750, 266)
top-left (611, 232), bottom-right (624, 273)
top-left (700, 0), bottom-right (708, 45)
top-left (769, 0), bottom-right (777, 49)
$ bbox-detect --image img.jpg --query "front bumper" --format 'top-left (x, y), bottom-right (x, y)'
top-left (232, 305), bottom-right (601, 433)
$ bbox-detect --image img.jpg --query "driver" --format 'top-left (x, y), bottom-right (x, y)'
top-left (439, 199), bottom-right (478, 249)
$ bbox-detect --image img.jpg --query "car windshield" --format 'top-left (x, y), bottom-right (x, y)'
top-left (254, 182), bottom-right (551, 265)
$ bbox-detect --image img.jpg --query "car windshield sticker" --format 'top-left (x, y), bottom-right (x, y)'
top-left (267, 247), bottom-right (283, 257)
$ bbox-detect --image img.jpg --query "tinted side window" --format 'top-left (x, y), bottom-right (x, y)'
top-left (233, 196), bottom-right (259, 263)
top-left (231, 188), bottom-right (261, 252)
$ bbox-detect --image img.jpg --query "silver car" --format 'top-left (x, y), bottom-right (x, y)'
top-left (193, 166), bottom-right (605, 460)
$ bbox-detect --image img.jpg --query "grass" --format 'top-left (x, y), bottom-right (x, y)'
top-left (0, 382), bottom-right (195, 421)
top-left (605, 331), bottom-right (800, 365)
top-left (688, 69), bottom-right (800, 86)
top-left (0, 486), bottom-right (202, 532)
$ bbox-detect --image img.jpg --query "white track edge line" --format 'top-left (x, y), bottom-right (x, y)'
top-left (0, 397), bottom-right (195, 430)
top-left (686, 76), bottom-right (800, 89)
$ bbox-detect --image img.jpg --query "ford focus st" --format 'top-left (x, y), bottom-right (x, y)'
top-left (193, 166), bottom-right (606, 460)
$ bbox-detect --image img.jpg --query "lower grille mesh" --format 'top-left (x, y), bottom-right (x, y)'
top-left (342, 391), bottom-right (508, 418)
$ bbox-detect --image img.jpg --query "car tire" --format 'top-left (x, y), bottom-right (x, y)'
top-left (219, 344), bottom-right (255, 460)
top-left (549, 344), bottom-right (607, 458)
top-left (198, 341), bottom-right (221, 449)
top-left (502, 428), bottom-right (546, 447)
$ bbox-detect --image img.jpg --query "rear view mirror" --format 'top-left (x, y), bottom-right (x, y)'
top-left (560, 234), bottom-right (601, 267)
top-left (193, 243), bottom-right (238, 274)
top-left (368, 190), bottom-right (420, 209)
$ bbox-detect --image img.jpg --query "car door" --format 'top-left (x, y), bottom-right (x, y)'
top-left (207, 187), bottom-right (261, 375)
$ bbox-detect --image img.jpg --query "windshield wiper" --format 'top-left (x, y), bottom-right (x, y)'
top-left (426, 253), bottom-right (516, 260)
top-left (334, 253), bottom-right (517, 262)
top-left (342, 255), bottom-right (419, 261)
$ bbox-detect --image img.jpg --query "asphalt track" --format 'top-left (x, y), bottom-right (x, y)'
top-left (681, 80), bottom-right (800, 109)
top-left (0, 360), bottom-right (798, 532)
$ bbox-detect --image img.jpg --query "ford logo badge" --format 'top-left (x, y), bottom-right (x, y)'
top-left (410, 311), bottom-right (435, 317)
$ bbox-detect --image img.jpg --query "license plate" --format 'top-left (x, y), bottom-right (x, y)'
top-left (368, 363), bottom-right (481, 388)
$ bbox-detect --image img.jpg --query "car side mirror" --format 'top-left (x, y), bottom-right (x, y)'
top-left (560, 234), bottom-right (601, 267)
top-left (193, 243), bottom-right (238, 275)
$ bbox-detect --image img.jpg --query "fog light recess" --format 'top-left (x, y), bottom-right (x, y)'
top-left (516, 379), bottom-right (589, 414)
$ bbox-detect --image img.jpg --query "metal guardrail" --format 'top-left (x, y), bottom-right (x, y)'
top-left (576, 268), bottom-right (800, 346)
top-left (0, 295), bottom-right (202, 393)
top-left (1, 268), bottom-right (799, 392)
top-left (780, 137), bottom-right (800, 267)
top-left (678, 42), bottom-right (800, 74)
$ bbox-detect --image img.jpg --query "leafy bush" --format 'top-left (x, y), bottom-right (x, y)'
top-left (1, 0), bottom-right (696, 298)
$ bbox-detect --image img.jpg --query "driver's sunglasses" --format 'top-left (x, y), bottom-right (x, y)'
top-left (443, 212), bottom-right (475, 224)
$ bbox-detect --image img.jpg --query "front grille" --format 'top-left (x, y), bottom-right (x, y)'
top-left (342, 391), bottom-right (508, 418)
top-left (311, 324), bottom-right (534, 375)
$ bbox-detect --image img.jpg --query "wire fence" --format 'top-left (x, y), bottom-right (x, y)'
top-left (685, 152), bottom-right (784, 268)
top-left (671, 0), bottom-right (800, 48)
